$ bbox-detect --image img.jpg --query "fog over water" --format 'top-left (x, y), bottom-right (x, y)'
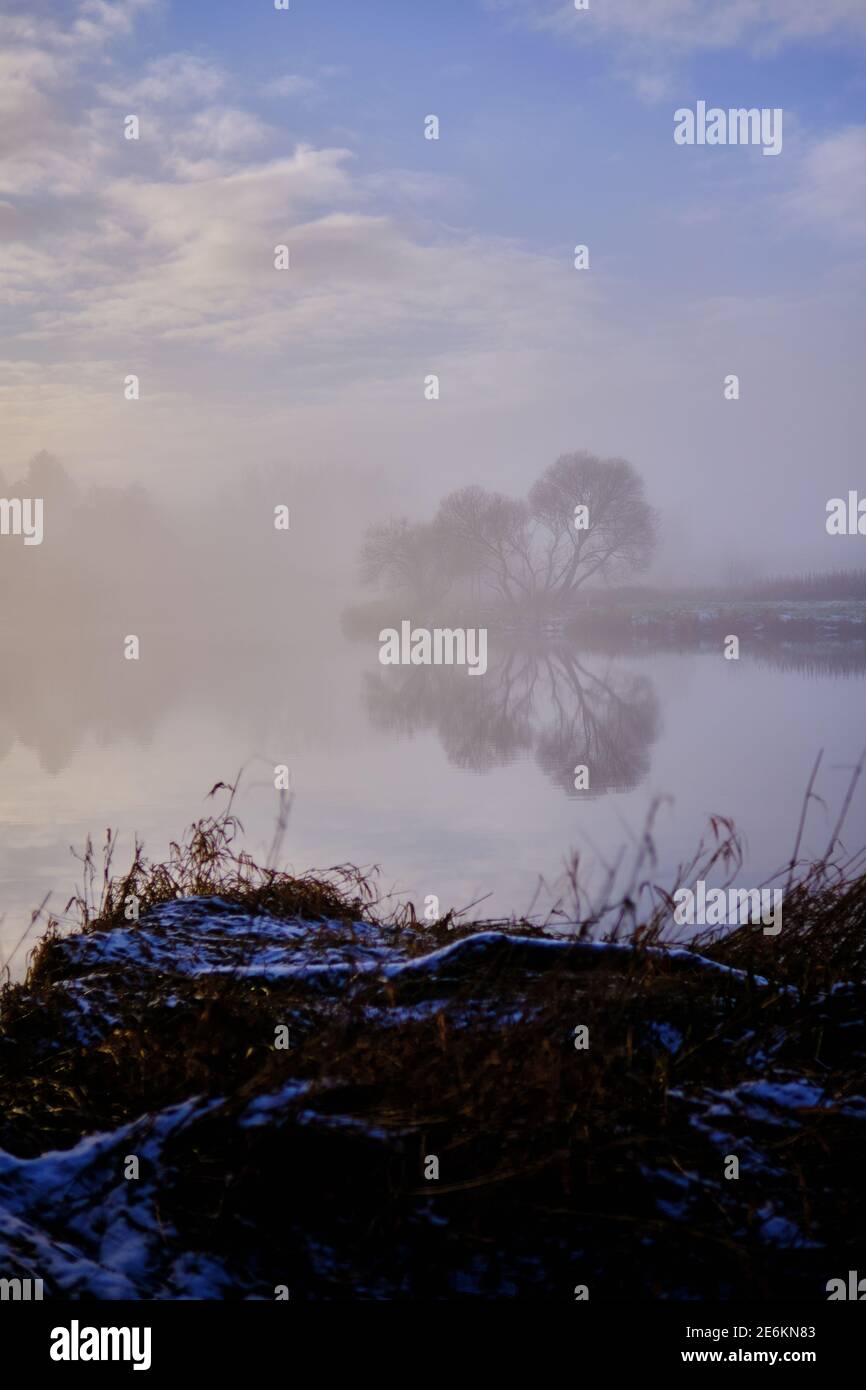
top-left (1, 595), bottom-right (865, 975)
top-left (2, 0), bottom-right (866, 974)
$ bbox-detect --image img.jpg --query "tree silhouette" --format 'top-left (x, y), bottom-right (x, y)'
top-left (358, 452), bottom-right (656, 609)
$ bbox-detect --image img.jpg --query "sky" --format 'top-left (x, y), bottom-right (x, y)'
top-left (1, 0), bottom-right (865, 581)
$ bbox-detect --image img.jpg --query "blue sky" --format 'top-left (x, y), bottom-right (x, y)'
top-left (132, 0), bottom-right (866, 290)
top-left (1, 0), bottom-right (864, 578)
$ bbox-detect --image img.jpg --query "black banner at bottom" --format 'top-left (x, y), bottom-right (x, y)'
top-left (1, 1300), bottom-right (862, 1375)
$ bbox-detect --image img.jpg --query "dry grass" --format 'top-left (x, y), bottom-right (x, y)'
top-left (1, 775), bottom-right (864, 1297)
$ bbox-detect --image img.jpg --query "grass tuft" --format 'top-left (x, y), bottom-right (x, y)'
top-left (1, 777), bottom-right (865, 1298)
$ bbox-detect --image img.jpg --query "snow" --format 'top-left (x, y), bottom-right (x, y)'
top-left (0, 894), bottom-right (855, 1297)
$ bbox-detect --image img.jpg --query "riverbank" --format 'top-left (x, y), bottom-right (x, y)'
top-left (1, 799), bottom-right (864, 1299)
top-left (342, 594), bottom-right (866, 648)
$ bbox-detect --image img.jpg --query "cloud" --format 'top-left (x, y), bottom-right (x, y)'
top-left (18, 157), bottom-right (593, 361)
top-left (99, 54), bottom-right (228, 108)
top-left (486, 0), bottom-right (866, 53)
top-left (0, 1), bottom-right (160, 194)
top-left (68, 0), bottom-right (157, 46)
top-left (0, 0), bottom-right (156, 49)
top-left (263, 74), bottom-right (320, 99)
top-left (174, 108), bottom-right (274, 158)
top-left (485, 0), bottom-right (866, 98)
top-left (630, 69), bottom-right (674, 104)
top-left (784, 126), bottom-right (866, 241)
top-left (0, 7), bottom-right (595, 377)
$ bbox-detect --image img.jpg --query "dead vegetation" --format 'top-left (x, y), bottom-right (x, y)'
top-left (0, 773), bottom-right (864, 1298)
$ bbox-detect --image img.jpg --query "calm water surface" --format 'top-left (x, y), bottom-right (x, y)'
top-left (2, 619), bottom-right (864, 975)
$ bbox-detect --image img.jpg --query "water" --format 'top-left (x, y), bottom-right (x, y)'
top-left (2, 618), bottom-right (865, 976)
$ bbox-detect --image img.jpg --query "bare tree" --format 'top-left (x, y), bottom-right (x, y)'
top-left (357, 452), bottom-right (656, 610)
top-left (434, 485), bottom-right (531, 603)
top-left (359, 517), bottom-right (454, 605)
top-left (526, 452), bottom-right (656, 601)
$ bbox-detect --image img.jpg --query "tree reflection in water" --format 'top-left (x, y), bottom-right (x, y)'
top-left (364, 639), bottom-right (660, 796)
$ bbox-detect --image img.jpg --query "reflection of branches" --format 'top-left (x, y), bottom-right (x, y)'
top-left (364, 641), bottom-right (660, 794)
top-left (752, 643), bottom-right (866, 678)
top-left (534, 649), bottom-right (658, 794)
top-left (363, 651), bottom-right (535, 772)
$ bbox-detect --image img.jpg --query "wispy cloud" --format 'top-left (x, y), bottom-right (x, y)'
top-left (485, 0), bottom-right (866, 100)
top-left (99, 53), bottom-right (228, 108)
top-left (486, 0), bottom-right (866, 53)
top-left (0, 0), bottom-right (604, 371)
top-left (784, 125), bottom-right (866, 241)
top-left (263, 73), bottom-right (321, 100)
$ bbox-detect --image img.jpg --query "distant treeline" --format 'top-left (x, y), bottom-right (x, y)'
top-left (734, 570), bottom-right (866, 601)
top-left (567, 571), bottom-right (866, 607)
top-left (0, 451), bottom-right (382, 630)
